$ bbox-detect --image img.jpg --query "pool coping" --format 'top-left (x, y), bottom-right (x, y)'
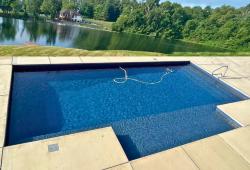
top-left (1, 56), bottom-right (250, 169)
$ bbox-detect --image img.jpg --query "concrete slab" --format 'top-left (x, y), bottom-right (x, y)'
top-left (229, 57), bottom-right (250, 65)
top-left (0, 96), bottom-right (8, 148)
top-left (104, 57), bottom-right (156, 63)
top-left (183, 136), bottom-right (250, 170)
top-left (217, 100), bottom-right (250, 126)
top-left (0, 95), bottom-right (8, 119)
top-left (131, 147), bottom-right (198, 170)
top-left (219, 61), bottom-right (250, 80)
top-left (80, 57), bottom-right (111, 63)
top-left (81, 56), bottom-right (157, 63)
top-left (0, 57), bottom-right (12, 65)
top-left (190, 57), bottom-right (216, 65)
top-left (0, 147), bottom-right (2, 168)
top-left (12, 57), bottom-right (50, 65)
top-left (2, 127), bottom-right (128, 170)
top-left (192, 57), bottom-right (250, 96)
top-left (220, 126), bottom-right (250, 163)
top-left (221, 78), bottom-right (250, 96)
top-left (194, 62), bottom-right (240, 78)
top-left (209, 57), bottom-right (238, 65)
top-left (105, 163), bottom-right (133, 170)
top-left (228, 67), bottom-right (250, 78)
top-left (196, 64), bottom-right (225, 76)
top-left (0, 118), bottom-right (6, 147)
top-left (81, 56), bottom-right (191, 63)
top-left (150, 56), bottom-right (190, 62)
top-left (210, 57), bottom-right (250, 74)
top-left (0, 65), bottom-right (12, 96)
top-left (49, 57), bottom-right (82, 64)
top-left (191, 58), bottom-right (250, 96)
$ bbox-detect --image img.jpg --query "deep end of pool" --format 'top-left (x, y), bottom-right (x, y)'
top-left (6, 62), bottom-right (246, 160)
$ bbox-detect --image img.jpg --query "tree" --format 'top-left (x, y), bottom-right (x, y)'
top-left (62, 0), bottom-right (77, 10)
top-left (145, 0), bottom-right (159, 14)
top-left (0, 17), bottom-right (17, 40)
top-left (171, 8), bottom-right (189, 38)
top-left (80, 2), bottom-right (94, 18)
top-left (24, 0), bottom-right (43, 17)
top-left (41, 0), bottom-right (61, 18)
top-left (0, 0), bottom-right (13, 13)
top-left (103, 0), bottom-right (120, 21)
top-left (112, 14), bottom-right (129, 31)
top-left (10, 0), bottom-right (22, 13)
top-left (121, 0), bottom-right (137, 14)
top-left (94, 4), bottom-right (104, 20)
top-left (0, 0), bottom-right (249, 51)
top-left (144, 8), bottom-right (171, 36)
top-left (182, 19), bottom-right (198, 38)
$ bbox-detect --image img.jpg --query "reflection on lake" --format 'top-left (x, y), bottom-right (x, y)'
top-left (0, 17), bottom-right (227, 54)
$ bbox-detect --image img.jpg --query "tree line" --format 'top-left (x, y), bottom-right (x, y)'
top-left (0, 0), bottom-right (122, 21)
top-left (112, 0), bottom-right (250, 50)
top-left (0, 0), bottom-right (250, 50)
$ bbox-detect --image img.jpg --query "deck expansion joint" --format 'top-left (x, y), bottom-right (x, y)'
top-left (181, 147), bottom-right (201, 170)
top-left (219, 135), bottom-right (250, 164)
top-left (48, 56), bottom-right (52, 64)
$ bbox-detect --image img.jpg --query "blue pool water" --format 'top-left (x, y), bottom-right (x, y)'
top-left (7, 64), bottom-right (244, 160)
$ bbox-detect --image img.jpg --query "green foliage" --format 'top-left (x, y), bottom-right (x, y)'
top-left (103, 0), bottom-right (120, 21)
top-left (62, 0), bottom-right (77, 10)
top-left (79, 2), bottom-right (94, 18)
top-left (184, 5), bottom-right (250, 50)
top-left (112, 2), bottom-right (250, 50)
top-left (24, 0), bottom-right (43, 17)
top-left (0, 0), bottom-right (14, 13)
top-left (93, 4), bottom-right (104, 20)
top-left (41, 0), bottom-right (61, 18)
top-left (10, 0), bottom-right (22, 13)
top-left (183, 19), bottom-right (198, 37)
top-left (79, 0), bottom-right (121, 21)
top-left (1, 0), bottom-right (250, 50)
top-left (113, 1), bottom-right (188, 39)
top-left (1, 0), bottom-right (121, 22)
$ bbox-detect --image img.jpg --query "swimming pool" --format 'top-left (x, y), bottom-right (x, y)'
top-left (6, 62), bottom-right (245, 160)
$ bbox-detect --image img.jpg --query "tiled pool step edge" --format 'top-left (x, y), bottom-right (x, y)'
top-left (217, 100), bottom-right (250, 127)
top-left (103, 127), bottom-right (250, 170)
top-left (128, 127), bottom-right (250, 170)
top-left (1, 126), bottom-right (250, 170)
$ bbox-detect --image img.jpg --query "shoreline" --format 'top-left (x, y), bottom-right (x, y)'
top-left (47, 20), bottom-right (114, 32)
top-left (0, 45), bottom-right (250, 56)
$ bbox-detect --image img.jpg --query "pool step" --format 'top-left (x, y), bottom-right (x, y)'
top-left (111, 104), bottom-right (234, 160)
top-left (217, 99), bottom-right (250, 126)
top-left (130, 127), bottom-right (250, 170)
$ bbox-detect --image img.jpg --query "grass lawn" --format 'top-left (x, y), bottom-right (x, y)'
top-left (0, 45), bottom-right (250, 56)
top-left (0, 45), bottom-right (164, 56)
top-left (84, 18), bottom-right (114, 31)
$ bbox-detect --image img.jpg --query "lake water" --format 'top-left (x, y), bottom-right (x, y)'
top-left (0, 17), bottom-right (227, 54)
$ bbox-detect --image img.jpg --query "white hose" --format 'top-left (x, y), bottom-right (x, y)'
top-left (113, 67), bottom-right (173, 85)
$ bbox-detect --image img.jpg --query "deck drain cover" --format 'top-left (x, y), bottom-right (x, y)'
top-left (48, 144), bottom-right (59, 152)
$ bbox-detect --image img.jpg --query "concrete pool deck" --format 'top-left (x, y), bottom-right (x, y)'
top-left (0, 56), bottom-right (250, 169)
